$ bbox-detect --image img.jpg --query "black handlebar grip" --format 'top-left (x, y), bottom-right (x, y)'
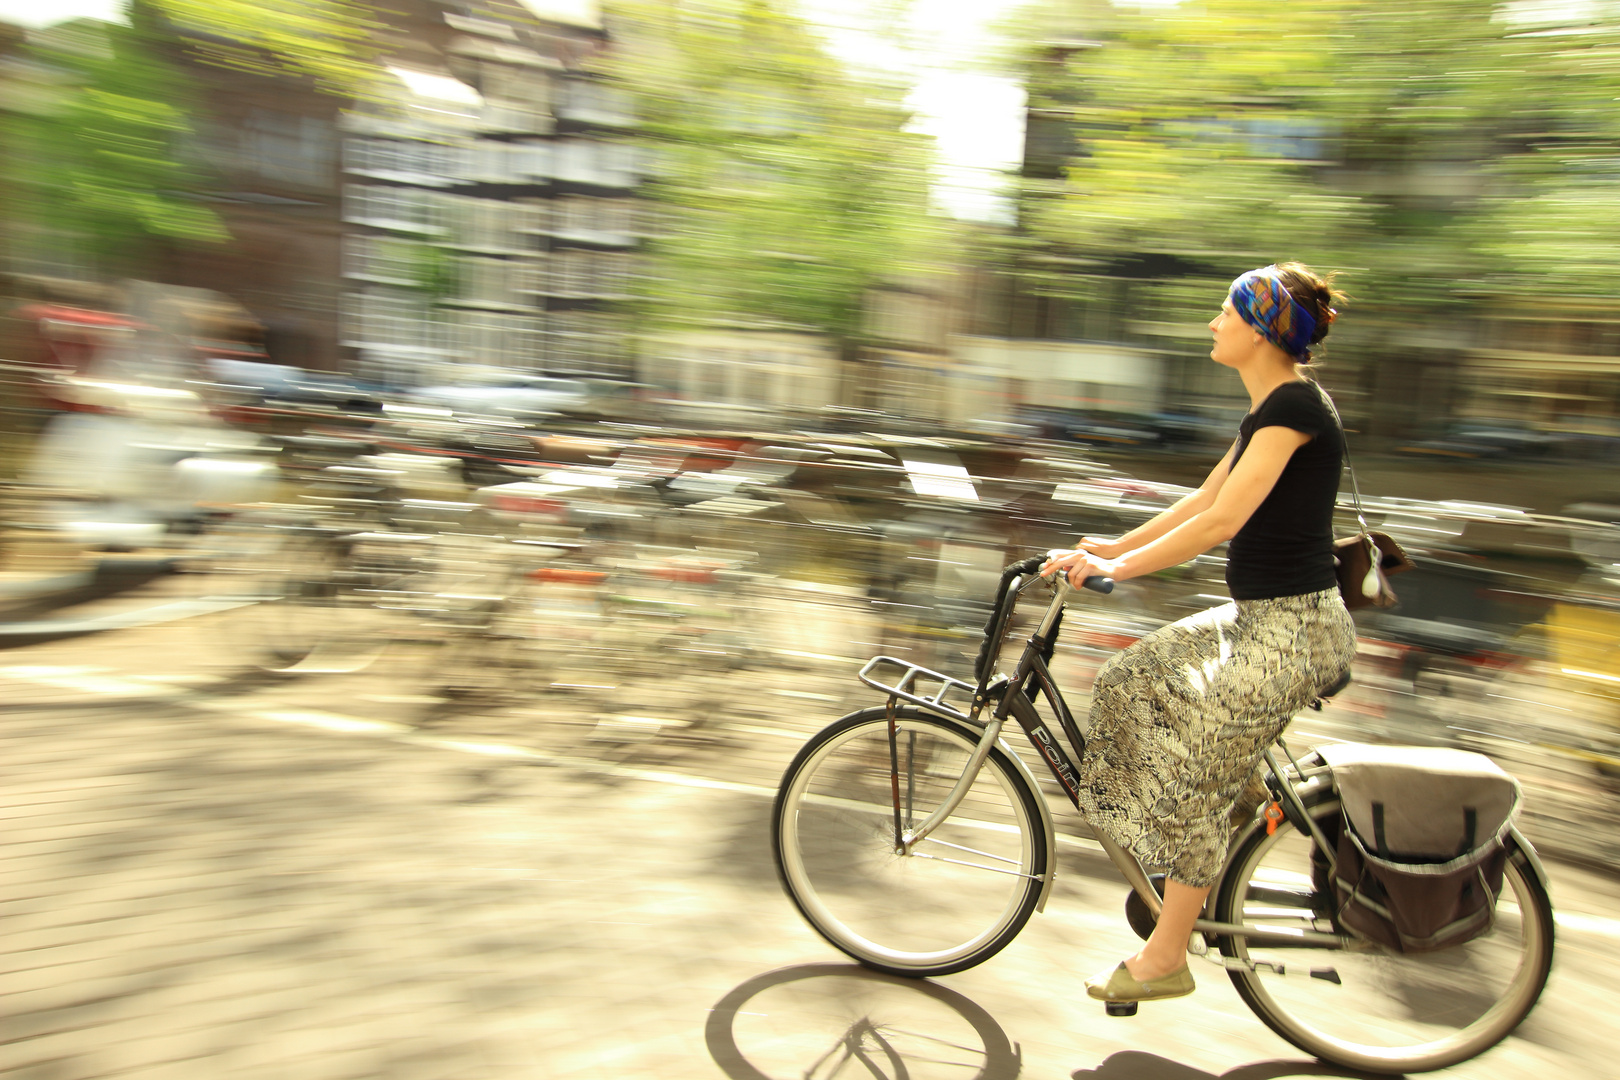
top-left (1082, 576), bottom-right (1115, 594)
top-left (1006, 555), bottom-right (1046, 577)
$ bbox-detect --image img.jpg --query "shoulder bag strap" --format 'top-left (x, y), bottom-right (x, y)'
top-left (1308, 377), bottom-right (1371, 535)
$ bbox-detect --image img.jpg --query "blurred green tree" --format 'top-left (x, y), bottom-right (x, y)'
top-left (3, 14), bottom-right (228, 279)
top-left (146, 0), bottom-right (380, 98)
top-left (998, 0), bottom-right (1620, 351)
top-left (2, 0), bottom-right (379, 281)
top-left (598, 0), bottom-right (943, 361)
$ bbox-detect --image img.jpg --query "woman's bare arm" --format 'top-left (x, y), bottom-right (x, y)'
top-left (1082, 440), bottom-right (1238, 558)
top-left (1047, 427), bottom-right (1309, 584)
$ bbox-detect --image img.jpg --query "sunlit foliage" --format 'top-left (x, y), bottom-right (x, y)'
top-left (2, 0), bottom-right (384, 281)
top-left (147, 0), bottom-right (381, 98)
top-left (599, 0), bottom-right (943, 353)
top-left (3, 15), bottom-right (227, 277)
top-left (1002, 0), bottom-right (1620, 321)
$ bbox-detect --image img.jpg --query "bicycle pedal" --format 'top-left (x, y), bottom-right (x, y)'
top-left (1104, 1001), bottom-right (1139, 1017)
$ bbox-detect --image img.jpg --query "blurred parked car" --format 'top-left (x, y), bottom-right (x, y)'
top-left (207, 359), bottom-right (389, 420)
top-left (1015, 406), bottom-right (1233, 451)
top-left (406, 370), bottom-right (592, 420)
top-left (1017, 407), bottom-right (1162, 448)
top-left (1394, 421), bottom-right (1569, 461)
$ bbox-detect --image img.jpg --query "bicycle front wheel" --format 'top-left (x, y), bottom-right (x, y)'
top-left (772, 706), bottom-right (1048, 978)
top-left (1215, 793), bottom-right (1554, 1074)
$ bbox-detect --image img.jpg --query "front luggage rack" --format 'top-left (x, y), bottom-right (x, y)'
top-left (857, 656), bottom-right (980, 725)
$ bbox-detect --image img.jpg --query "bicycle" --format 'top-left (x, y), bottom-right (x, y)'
top-left (771, 555), bottom-right (1554, 1075)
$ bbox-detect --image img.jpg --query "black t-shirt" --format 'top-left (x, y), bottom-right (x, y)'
top-left (1224, 380), bottom-right (1344, 601)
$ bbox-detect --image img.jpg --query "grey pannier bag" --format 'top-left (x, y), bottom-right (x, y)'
top-left (1316, 744), bottom-right (1522, 954)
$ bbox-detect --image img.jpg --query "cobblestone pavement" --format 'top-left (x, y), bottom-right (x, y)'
top-left (3, 583), bottom-right (1620, 1079)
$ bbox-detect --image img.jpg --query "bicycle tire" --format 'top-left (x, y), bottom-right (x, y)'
top-left (772, 706), bottom-right (1048, 978)
top-left (1214, 790), bottom-right (1554, 1074)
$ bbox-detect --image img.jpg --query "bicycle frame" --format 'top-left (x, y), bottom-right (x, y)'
top-left (859, 569), bottom-right (1354, 950)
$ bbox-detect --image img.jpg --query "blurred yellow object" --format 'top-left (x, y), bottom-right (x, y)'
top-left (1542, 600), bottom-right (1620, 701)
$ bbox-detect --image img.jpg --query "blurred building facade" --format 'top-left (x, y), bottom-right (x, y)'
top-left (169, 28), bottom-right (345, 372)
top-left (342, 0), bottom-right (640, 389)
top-left (1, 1), bottom-right (640, 388)
top-left (1455, 302), bottom-right (1620, 449)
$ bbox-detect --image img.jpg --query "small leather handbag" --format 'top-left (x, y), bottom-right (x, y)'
top-left (1314, 382), bottom-right (1415, 609)
top-left (1334, 528), bottom-right (1413, 610)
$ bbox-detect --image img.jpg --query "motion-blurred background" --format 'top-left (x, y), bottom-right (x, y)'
top-left (3, 2), bottom-right (1619, 863)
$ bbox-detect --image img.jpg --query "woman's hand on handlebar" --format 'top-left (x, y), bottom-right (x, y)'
top-left (1041, 547), bottom-right (1120, 590)
top-left (1078, 535), bottom-right (1126, 560)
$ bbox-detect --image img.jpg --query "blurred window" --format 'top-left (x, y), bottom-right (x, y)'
top-left (244, 110), bottom-right (335, 189)
top-left (343, 291), bottom-right (437, 350)
top-left (553, 196), bottom-right (637, 242)
top-left (718, 86), bottom-right (800, 135)
top-left (468, 143), bottom-right (506, 183)
top-left (1023, 112), bottom-right (1077, 181)
top-left (556, 250), bottom-right (596, 296)
top-left (344, 137), bottom-right (461, 185)
top-left (601, 253), bottom-right (628, 297)
top-left (443, 196), bottom-right (523, 253)
top-left (533, 318), bottom-right (558, 364)
top-left (455, 256), bottom-right (515, 307)
top-left (510, 141), bottom-right (553, 182)
top-left (557, 195), bottom-right (585, 234)
top-left (344, 237), bottom-right (425, 287)
top-left (450, 311), bottom-right (542, 367)
top-left (557, 78), bottom-right (633, 126)
top-left (547, 311), bottom-right (621, 374)
top-left (555, 140), bottom-right (638, 187)
top-left (552, 311), bottom-right (587, 364)
top-left (343, 185), bottom-right (445, 236)
top-left (512, 257), bottom-right (546, 298)
top-left (515, 199), bottom-right (550, 236)
top-left (603, 198), bottom-right (633, 235)
top-left (1166, 117), bottom-right (1329, 163)
top-left (743, 360), bottom-right (769, 403)
top-left (479, 67), bottom-right (553, 134)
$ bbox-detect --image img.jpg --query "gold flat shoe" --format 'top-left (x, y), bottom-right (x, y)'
top-left (1085, 961), bottom-right (1196, 1002)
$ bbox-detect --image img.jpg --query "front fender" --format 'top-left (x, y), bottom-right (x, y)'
top-left (993, 731), bottom-right (1060, 913)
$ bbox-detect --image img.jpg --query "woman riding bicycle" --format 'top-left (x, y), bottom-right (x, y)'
top-left (1043, 262), bottom-right (1358, 1005)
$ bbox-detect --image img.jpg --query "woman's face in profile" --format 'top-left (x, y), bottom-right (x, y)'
top-left (1208, 297), bottom-right (1252, 368)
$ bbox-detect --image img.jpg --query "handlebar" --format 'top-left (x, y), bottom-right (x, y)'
top-left (1013, 551), bottom-right (1114, 595)
top-left (975, 552), bottom-right (1115, 686)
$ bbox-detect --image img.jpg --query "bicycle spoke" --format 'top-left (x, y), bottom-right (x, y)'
top-left (913, 836), bottom-right (1030, 868)
top-left (909, 850), bottom-right (1044, 881)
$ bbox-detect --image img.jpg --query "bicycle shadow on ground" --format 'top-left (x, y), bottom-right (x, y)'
top-left (705, 962), bottom-right (1022, 1080)
top-left (704, 964), bottom-right (1396, 1080)
top-left (1072, 1051), bottom-right (1398, 1080)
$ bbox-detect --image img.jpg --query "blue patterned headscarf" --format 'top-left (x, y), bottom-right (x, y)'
top-left (1229, 266), bottom-right (1317, 358)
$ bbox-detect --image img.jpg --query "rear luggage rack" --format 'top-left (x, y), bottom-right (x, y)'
top-left (857, 656), bottom-right (981, 725)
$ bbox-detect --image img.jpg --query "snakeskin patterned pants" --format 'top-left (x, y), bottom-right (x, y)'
top-left (1076, 588), bottom-right (1357, 889)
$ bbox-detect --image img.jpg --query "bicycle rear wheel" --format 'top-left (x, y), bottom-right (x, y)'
top-left (1215, 792), bottom-right (1554, 1074)
top-left (772, 706), bottom-right (1048, 978)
